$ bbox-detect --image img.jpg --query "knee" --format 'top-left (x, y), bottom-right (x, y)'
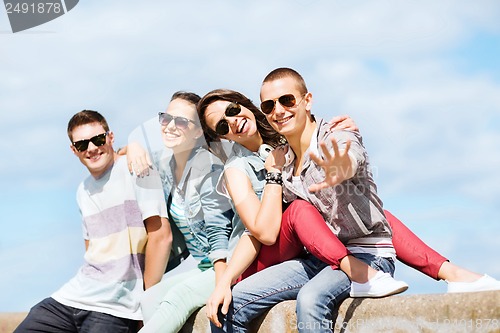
top-left (296, 286), bottom-right (321, 312)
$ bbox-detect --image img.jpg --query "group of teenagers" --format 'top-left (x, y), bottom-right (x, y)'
top-left (16, 67), bottom-right (500, 333)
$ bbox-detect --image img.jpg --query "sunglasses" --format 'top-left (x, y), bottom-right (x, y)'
top-left (72, 132), bottom-right (109, 152)
top-left (215, 102), bottom-right (242, 136)
top-left (260, 94), bottom-right (304, 115)
top-left (158, 112), bottom-right (197, 130)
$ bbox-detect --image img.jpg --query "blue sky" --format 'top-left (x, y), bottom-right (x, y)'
top-left (1, 1), bottom-right (499, 312)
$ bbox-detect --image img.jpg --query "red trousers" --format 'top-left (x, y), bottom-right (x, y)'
top-left (242, 200), bottom-right (447, 280)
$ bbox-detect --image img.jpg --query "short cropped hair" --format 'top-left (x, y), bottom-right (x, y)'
top-left (262, 67), bottom-right (308, 96)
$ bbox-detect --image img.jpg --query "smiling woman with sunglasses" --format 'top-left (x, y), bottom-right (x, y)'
top-left (123, 91), bottom-right (243, 333)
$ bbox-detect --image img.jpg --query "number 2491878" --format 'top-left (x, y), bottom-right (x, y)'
top-left (5, 2), bottom-right (62, 14)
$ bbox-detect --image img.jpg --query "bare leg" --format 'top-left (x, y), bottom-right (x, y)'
top-left (438, 261), bottom-right (482, 282)
top-left (339, 255), bottom-right (378, 283)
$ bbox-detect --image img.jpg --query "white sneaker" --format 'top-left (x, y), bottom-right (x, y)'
top-left (350, 271), bottom-right (409, 298)
top-left (447, 274), bottom-right (500, 293)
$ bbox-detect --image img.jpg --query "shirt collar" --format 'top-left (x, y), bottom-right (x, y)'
top-left (283, 126), bottom-right (319, 167)
top-left (229, 143), bottom-right (268, 172)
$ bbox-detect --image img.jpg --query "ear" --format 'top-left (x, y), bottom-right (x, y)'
top-left (194, 127), bottom-right (204, 140)
top-left (70, 144), bottom-right (78, 155)
top-left (304, 92), bottom-right (313, 112)
top-left (108, 131), bottom-right (115, 144)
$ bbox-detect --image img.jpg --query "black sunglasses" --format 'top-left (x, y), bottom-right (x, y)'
top-left (260, 94), bottom-right (304, 115)
top-left (72, 132), bottom-right (109, 152)
top-left (215, 102), bottom-right (242, 136)
top-left (158, 112), bottom-right (197, 129)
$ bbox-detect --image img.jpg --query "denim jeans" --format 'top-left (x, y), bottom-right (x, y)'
top-left (215, 253), bottom-right (395, 333)
top-left (14, 297), bottom-right (138, 333)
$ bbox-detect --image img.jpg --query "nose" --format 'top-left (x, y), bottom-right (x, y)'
top-left (87, 140), bottom-right (99, 151)
top-left (165, 119), bottom-right (177, 131)
top-left (227, 116), bottom-right (238, 131)
top-left (273, 101), bottom-right (286, 116)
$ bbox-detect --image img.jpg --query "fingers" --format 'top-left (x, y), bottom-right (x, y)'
top-left (308, 177), bottom-right (340, 192)
top-left (129, 157), bottom-right (151, 177)
top-left (328, 115), bottom-right (345, 129)
top-left (221, 295), bottom-right (231, 316)
top-left (308, 182), bottom-right (328, 193)
top-left (205, 299), bottom-right (222, 327)
top-left (309, 151), bottom-right (324, 167)
top-left (319, 141), bottom-right (332, 161)
top-left (137, 157), bottom-right (151, 177)
top-left (344, 139), bottom-right (351, 155)
top-left (330, 137), bottom-right (341, 158)
top-left (329, 115), bottom-right (359, 132)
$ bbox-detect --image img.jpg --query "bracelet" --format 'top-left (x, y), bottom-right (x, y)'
top-left (265, 171), bottom-right (283, 185)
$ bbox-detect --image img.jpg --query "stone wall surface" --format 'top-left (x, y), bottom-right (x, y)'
top-left (2, 291), bottom-right (499, 333)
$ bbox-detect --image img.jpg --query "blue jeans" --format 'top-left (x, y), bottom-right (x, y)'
top-left (14, 297), bottom-right (138, 333)
top-left (215, 253), bottom-right (395, 333)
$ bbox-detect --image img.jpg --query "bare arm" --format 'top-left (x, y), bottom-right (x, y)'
top-left (143, 216), bottom-right (172, 290)
top-left (224, 168), bottom-right (281, 245)
top-left (206, 234), bottom-right (261, 328)
top-left (213, 259), bottom-right (227, 285)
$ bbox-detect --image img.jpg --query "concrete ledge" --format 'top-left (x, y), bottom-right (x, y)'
top-left (181, 290), bottom-right (500, 333)
top-left (2, 291), bottom-right (499, 333)
top-left (0, 313), bottom-right (26, 333)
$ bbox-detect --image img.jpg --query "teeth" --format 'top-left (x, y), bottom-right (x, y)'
top-left (238, 119), bottom-right (247, 133)
top-left (276, 116), bottom-right (292, 124)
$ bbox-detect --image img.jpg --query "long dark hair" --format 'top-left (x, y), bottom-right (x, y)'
top-left (198, 89), bottom-right (285, 159)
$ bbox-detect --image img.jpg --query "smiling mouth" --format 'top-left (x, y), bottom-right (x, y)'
top-left (275, 115), bottom-right (293, 125)
top-left (165, 131), bottom-right (180, 138)
top-left (236, 119), bottom-right (247, 134)
top-left (88, 153), bottom-right (101, 162)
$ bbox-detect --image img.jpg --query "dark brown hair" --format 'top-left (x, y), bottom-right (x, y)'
top-left (198, 89), bottom-right (285, 159)
top-left (67, 110), bottom-right (109, 141)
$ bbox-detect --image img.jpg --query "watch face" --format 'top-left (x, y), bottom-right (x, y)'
top-left (258, 144), bottom-right (273, 160)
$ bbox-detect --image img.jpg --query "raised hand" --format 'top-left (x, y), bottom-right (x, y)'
top-left (308, 137), bottom-right (355, 192)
